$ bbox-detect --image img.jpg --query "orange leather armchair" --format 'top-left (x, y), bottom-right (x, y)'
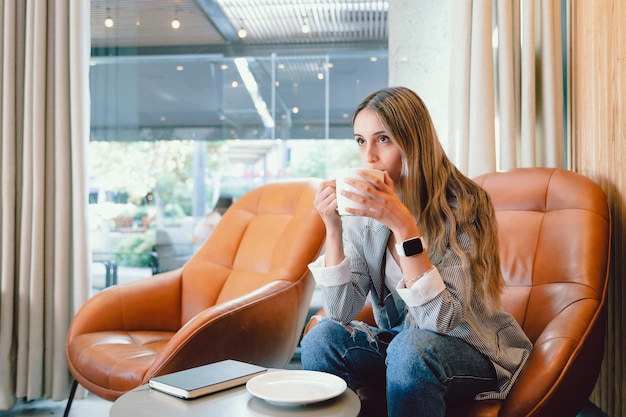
top-left (65, 180), bottom-right (325, 414)
top-left (305, 168), bottom-right (611, 417)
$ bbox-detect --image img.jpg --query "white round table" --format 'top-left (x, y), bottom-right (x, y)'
top-left (110, 382), bottom-right (360, 417)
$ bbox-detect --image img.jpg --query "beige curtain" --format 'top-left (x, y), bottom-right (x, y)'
top-left (0, 0), bottom-right (91, 409)
top-left (448, 0), bottom-right (565, 177)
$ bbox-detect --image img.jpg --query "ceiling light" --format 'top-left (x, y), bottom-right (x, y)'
top-left (301, 21), bottom-right (310, 34)
top-left (237, 27), bottom-right (247, 38)
top-left (176, 65), bottom-right (184, 71)
top-left (104, 8), bottom-right (114, 27)
top-left (292, 107), bottom-right (300, 114)
top-left (317, 72), bottom-right (324, 80)
top-left (171, 6), bottom-right (181, 30)
top-left (234, 57), bottom-right (275, 129)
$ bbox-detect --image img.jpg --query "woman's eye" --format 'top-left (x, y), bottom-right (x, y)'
top-left (356, 138), bottom-right (365, 145)
top-left (379, 136), bottom-right (390, 143)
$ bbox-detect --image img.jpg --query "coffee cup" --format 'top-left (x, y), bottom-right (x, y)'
top-left (335, 168), bottom-right (385, 216)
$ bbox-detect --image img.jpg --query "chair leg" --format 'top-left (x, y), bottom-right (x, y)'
top-left (63, 379), bottom-right (78, 417)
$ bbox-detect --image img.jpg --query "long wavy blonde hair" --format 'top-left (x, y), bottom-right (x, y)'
top-left (354, 86), bottom-right (504, 313)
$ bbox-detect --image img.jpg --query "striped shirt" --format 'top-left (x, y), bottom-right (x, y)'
top-left (309, 215), bottom-right (533, 400)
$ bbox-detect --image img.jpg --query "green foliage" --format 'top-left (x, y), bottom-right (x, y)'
top-left (289, 140), bottom-right (360, 178)
top-left (89, 140), bottom-right (227, 204)
top-left (112, 229), bottom-right (156, 267)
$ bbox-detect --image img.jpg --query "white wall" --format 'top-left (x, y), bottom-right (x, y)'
top-left (388, 0), bottom-right (451, 150)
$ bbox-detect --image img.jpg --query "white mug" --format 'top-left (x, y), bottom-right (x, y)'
top-left (335, 168), bottom-right (385, 216)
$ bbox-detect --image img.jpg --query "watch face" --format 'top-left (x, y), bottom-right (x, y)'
top-left (403, 238), bottom-right (424, 256)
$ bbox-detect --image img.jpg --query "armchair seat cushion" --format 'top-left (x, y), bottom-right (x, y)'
top-left (68, 331), bottom-right (174, 399)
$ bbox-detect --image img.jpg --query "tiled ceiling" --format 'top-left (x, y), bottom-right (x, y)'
top-left (91, 0), bottom-right (389, 48)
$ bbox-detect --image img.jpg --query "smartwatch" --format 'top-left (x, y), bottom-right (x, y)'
top-left (395, 236), bottom-right (425, 257)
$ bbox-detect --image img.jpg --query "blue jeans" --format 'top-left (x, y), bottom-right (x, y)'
top-left (300, 319), bottom-right (497, 417)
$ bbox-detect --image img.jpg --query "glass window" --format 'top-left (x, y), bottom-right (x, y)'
top-left (89, 23), bottom-right (388, 290)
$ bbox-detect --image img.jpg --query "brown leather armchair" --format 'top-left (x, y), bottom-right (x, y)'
top-left (65, 180), bottom-right (325, 415)
top-left (304, 168), bottom-right (611, 417)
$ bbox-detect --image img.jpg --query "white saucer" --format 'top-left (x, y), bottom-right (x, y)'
top-left (246, 370), bottom-right (347, 406)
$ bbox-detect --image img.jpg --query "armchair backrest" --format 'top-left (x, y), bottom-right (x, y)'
top-left (473, 168), bottom-right (611, 416)
top-left (179, 180), bottom-right (325, 324)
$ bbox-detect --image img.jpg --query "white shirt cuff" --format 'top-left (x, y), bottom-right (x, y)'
top-left (308, 255), bottom-right (352, 287)
top-left (396, 266), bottom-right (446, 306)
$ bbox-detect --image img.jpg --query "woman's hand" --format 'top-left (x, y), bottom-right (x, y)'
top-left (314, 179), bottom-right (342, 227)
top-left (342, 170), bottom-right (419, 240)
top-left (314, 179), bottom-right (344, 266)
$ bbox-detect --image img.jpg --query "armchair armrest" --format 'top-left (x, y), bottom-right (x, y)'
top-left (502, 298), bottom-right (605, 416)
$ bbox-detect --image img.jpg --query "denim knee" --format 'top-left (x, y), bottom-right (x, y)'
top-left (300, 319), bottom-right (350, 371)
top-left (301, 319), bottom-right (347, 352)
top-left (388, 328), bottom-right (444, 359)
top-left (386, 329), bottom-right (445, 381)
top-left (301, 319), bottom-right (388, 392)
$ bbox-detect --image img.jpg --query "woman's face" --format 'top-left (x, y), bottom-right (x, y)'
top-left (353, 108), bottom-right (403, 183)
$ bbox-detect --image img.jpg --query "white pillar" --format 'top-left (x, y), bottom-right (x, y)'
top-left (388, 0), bottom-right (451, 150)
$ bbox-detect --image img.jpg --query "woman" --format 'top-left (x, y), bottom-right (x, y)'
top-left (300, 87), bottom-right (532, 417)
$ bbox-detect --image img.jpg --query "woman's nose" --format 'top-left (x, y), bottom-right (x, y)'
top-left (365, 144), bottom-right (378, 163)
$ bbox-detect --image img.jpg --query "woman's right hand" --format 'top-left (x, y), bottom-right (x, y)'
top-left (314, 179), bottom-right (342, 229)
top-left (314, 179), bottom-right (345, 266)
